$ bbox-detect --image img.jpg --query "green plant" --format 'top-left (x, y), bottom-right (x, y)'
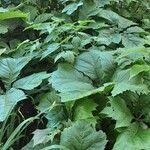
top-left (0, 0), bottom-right (150, 150)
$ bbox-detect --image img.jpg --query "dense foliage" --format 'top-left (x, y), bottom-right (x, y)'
top-left (0, 0), bottom-right (150, 149)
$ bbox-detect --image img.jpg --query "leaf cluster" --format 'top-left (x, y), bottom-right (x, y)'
top-left (0, 0), bottom-right (150, 150)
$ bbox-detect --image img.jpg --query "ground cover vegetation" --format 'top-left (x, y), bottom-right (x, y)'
top-left (0, 0), bottom-right (150, 149)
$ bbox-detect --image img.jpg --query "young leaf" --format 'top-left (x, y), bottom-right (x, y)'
top-left (60, 120), bottom-right (107, 150)
top-left (0, 10), bottom-right (28, 20)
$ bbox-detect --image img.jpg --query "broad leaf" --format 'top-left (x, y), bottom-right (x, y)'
top-left (49, 63), bottom-right (113, 102)
top-left (41, 43), bottom-right (60, 60)
top-left (62, 2), bottom-right (83, 15)
top-left (34, 13), bottom-right (52, 24)
top-left (0, 57), bottom-right (30, 88)
top-left (32, 128), bottom-right (60, 147)
top-left (102, 97), bottom-right (133, 128)
top-left (32, 129), bottom-right (51, 147)
top-left (129, 64), bottom-right (150, 79)
top-left (122, 33), bottom-right (145, 48)
top-left (55, 51), bottom-right (75, 63)
top-left (38, 91), bottom-right (65, 128)
top-left (79, 0), bottom-right (99, 19)
top-left (126, 26), bottom-right (145, 33)
top-left (121, 93), bottom-right (150, 123)
top-left (0, 88), bottom-right (26, 122)
top-left (60, 120), bottom-right (107, 150)
top-left (116, 46), bottom-right (150, 68)
top-left (97, 29), bottom-right (121, 45)
top-left (73, 98), bottom-right (97, 124)
top-left (22, 140), bottom-right (52, 150)
top-left (98, 9), bottom-right (136, 28)
top-left (111, 69), bottom-right (149, 96)
top-left (13, 72), bottom-right (50, 90)
top-left (113, 123), bottom-right (150, 150)
top-left (75, 50), bottom-right (115, 83)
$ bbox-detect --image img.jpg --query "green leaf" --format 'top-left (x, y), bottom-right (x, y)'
top-left (73, 98), bottom-right (97, 124)
top-left (79, 0), bottom-right (118, 19)
top-left (49, 63), bottom-right (113, 102)
top-left (0, 24), bottom-right (8, 34)
top-left (94, 0), bottom-right (112, 7)
top-left (32, 128), bottom-right (60, 147)
top-left (41, 43), bottom-right (60, 60)
top-left (55, 51), bottom-right (75, 63)
top-left (102, 97), bottom-right (133, 128)
top-left (22, 140), bottom-right (51, 150)
top-left (113, 123), bottom-right (150, 150)
top-left (98, 9), bottom-right (136, 28)
top-left (0, 48), bottom-right (6, 55)
top-left (0, 10), bottom-right (28, 20)
top-left (13, 72), bottom-right (50, 90)
top-left (130, 64), bottom-right (150, 79)
top-left (71, 36), bottom-right (81, 48)
top-left (75, 50), bottom-right (115, 82)
top-left (111, 69), bottom-right (149, 96)
top-left (32, 129), bottom-right (51, 147)
top-left (0, 88), bottom-right (26, 122)
top-left (97, 29), bottom-right (121, 45)
top-left (0, 57), bottom-right (30, 89)
top-left (38, 91), bottom-right (65, 128)
top-left (116, 46), bottom-right (150, 68)
top-left (60, 120), bottom-right (107, 150)
top-left (126, 26), bottom-right (145, 33)
top-left (62, 2), bottom-right (83, 15)
top-left (34, 13), bottom-right (52, 23)
top-left (122, 33), bottom-right (145, 48)
top-left (26, 23), bottom-right (55, 34)
top-left (124, 94), bottom-right (150, 123)
top-left (79, 0), bottom-right (99, 19)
